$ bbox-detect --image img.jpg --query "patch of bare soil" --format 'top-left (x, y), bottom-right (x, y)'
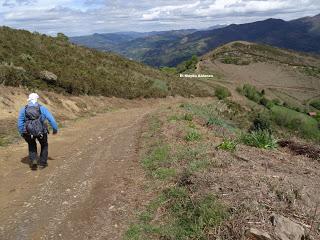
top-left (195, 145), bottom-right (320, 239)
top-left (278, 139), bottom-right (320, 160)
top-left (197, 57), bottom-right (320, 105)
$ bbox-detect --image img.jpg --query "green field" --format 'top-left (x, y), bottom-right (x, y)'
top-left (271, 105), bottom-right (320, 140)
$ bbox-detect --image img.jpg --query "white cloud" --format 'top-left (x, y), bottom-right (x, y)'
top-left (142, 1), bottom-right (200, 20)
top-left (0, 0), bottom-right (320, 35)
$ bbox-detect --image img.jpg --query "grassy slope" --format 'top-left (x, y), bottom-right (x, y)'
top-left (125, 99), bottom-right (320, 239)
top-left (196, 41), bottom-right (320, 107)
top-left (271, 105), bottom-right (320, 140)
top-left (166, 41), bottom-right (320, 141)
top-left (0, 26), bottom-right (210, 98)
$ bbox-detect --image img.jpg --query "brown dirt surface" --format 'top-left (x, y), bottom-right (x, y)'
top-left (196, 41), bottom-right (320, 107)
top-left (157, 103), bottom-right (320, 239)
top-left (278, 139), bottom-right (320, 160)
top-left (0, 97), bottom-right (188, 240)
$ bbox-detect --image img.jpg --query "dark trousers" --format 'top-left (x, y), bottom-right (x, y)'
top-left (23, 134), bottom-right (48, 165)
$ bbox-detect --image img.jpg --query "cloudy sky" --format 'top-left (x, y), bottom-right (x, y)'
top-left (1, 0), bottom-right (320, 36)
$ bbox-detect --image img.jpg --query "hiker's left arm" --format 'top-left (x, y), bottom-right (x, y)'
top-left (41, 106), bottom-right (58, 132)
top-left (17, 108), bottom-right (26, 135)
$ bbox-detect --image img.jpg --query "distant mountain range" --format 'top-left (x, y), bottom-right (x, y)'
top-left (70, 14), bottom-right (320, 67)
top-left (70, 29), bottom-right (198, 52)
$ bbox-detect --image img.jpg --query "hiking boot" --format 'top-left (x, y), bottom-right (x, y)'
top-left (38, 163), bottom-right (48, 170)
top-left (30, 159), bottom-right (38, 170)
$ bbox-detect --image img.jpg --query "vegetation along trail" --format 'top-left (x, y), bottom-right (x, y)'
top-left (0, 101), bottom-right (171, 240)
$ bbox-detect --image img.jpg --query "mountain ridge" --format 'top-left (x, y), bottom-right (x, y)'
top-left (70, 14), bottom-right (320, 67)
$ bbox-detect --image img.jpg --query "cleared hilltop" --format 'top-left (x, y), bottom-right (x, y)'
top-left (196, 41), bottom-right (320, 108)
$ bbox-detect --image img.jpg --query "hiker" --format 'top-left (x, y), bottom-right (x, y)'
top-left (17, 93), bottom-right (58, 169)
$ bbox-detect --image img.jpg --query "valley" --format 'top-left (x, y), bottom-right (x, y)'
top-left (71, 15), bottom-right (320, 67)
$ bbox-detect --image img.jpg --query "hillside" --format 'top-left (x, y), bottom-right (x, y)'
top-left (70, 32), bottom-right (142, 51)
top-left (70, 29), bottom-right (197, 53)
top-left (150, 14), bottom-right (320, 67)
top-left (185, 41), bottom-right (320, 141)
top-left (72, 14), bottom-right (320, 67)
top-left (0, 27), bottom-right (210, 98)
top-left (196, 41), bottom-right (320, 104)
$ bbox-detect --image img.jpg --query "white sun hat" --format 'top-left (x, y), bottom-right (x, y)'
top-left (27, 93), bottom-right (39, 104)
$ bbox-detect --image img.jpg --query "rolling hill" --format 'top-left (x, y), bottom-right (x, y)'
top-left (0, 26), bottom-right (211, 99)
top-left (71, 14), bottom-right (320, 67)
top-left (70, 29), bottom-right (197, 54)
top-left (193, 41), bottom-right (320, 110)
top-left (143, 14), bottom-right (320, 67)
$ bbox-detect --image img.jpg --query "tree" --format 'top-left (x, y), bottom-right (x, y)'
top-left (57, 33), bottom-right (69, 42)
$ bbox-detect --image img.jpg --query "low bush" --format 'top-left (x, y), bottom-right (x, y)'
top-left (250, 113), bottom-right (272, 133)
top-left (240, 130), bottom-right (278, 149)
top-left (260, 97), bottom-right (274, 109)
top-left (310, 99), bottom-right (320, 110)
top-left (183, 113), bottom-right (193, 121)
top-left (272, 99), bottom-right (281, 106)
top-left (215, 86), bottom-right (231, 100)
top-left (217, 139), bottom-right (237, 151)
top-left (238, 84), bottom-right (262, 103)
top-left (185, 130), bottom-right (201, 142)
top-left (176, 55), bottom-right (198, 73)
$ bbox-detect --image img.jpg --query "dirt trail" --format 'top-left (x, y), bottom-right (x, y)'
top-left (0, 104), bottom-right (161, 240)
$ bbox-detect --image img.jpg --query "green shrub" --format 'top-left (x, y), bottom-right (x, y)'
top-left (239, 84), bottom-right (262, 103)
top-left (250, 113), bottom-right (272, 133)
top-left (310, 99), bottom-right (320, 110)
top-left (215, 86), bottom-right (231, 100)
top-left (176, 55), bottom-right (198, 73)
top-left (217, 139), bottom-right (237, 151)
top-left (302, 66), bottom-right (320, 77)
top-left (183, 113), bottom-right (193, 121)
top-left (240, 130), bottom-right (278, 149)
top-left (260, 97), bottom-right (274, 109)
top-left (271, 105), bottom-right (320, 140)
top-left (222, 56), bottom-right (239, 64)
top-left (185, 130), bottom-right (201, 141)
top-left (272, 99), bottom-right (281, 105)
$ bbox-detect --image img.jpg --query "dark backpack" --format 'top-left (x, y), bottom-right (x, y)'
top-left (25, 105), bottom-right (46, 137)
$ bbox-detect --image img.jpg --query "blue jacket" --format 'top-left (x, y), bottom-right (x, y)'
top-left (17, 103), bottom-right (58, 135)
